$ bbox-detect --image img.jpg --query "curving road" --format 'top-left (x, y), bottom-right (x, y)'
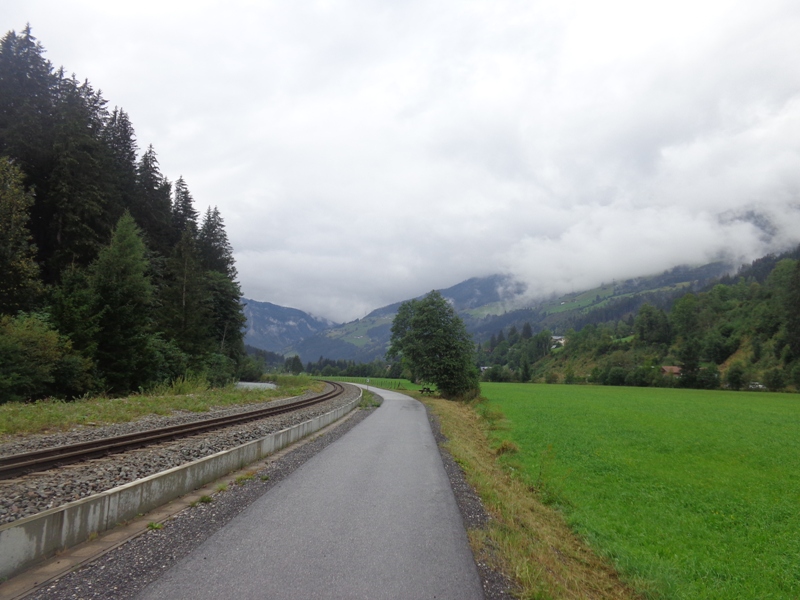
top-left (136, 386), bottom-right (484, 600)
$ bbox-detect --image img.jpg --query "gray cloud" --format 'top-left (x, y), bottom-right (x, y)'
top-left (4, 0), bottom-right (800, 322)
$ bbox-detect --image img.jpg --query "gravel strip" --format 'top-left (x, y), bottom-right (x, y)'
top-left (425, 404), bottom-right (517, 600)
top-left (0, 385), bottom-right (358, 525)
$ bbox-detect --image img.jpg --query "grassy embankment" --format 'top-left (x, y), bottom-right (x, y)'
top-left (0, 375), bottom-right (322, 437)
top-left (479, 383), bottom-right (800, 599)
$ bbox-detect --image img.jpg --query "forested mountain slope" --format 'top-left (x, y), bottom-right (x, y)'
top-left (0, 27), bottom-right (248, 402)
top-left (478, 248), bottom-right (800, 392)
top-left (242, 298), bottom-right (337, 354)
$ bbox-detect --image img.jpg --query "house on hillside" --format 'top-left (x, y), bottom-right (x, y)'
top-left (661, 366), bottom-right (681, 377)
top-left (551, 335), bottom-right (566, 349)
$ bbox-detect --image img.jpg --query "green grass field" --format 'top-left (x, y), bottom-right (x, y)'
top-left (325, 376), bottom-right (424, 391)
top-left (480, 383), bottom-right (800, 599)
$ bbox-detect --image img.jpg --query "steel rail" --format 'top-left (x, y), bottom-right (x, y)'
top-left (0, 381), bottom-right (345, 480)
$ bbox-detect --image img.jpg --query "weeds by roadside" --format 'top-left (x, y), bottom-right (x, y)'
top-left (359, 390), bottom-right (381, 409)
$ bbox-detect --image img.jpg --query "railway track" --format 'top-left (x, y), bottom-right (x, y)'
top-left (0, 381), bottom-right (345, 480)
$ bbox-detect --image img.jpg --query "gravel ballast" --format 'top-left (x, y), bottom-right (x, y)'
top-left (0, 385), bottom-right (358, 525)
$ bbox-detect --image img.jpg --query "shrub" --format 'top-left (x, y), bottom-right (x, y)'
top-left (725, 363), bottom-right (747, 391)
top-left (0, 312), bottom-right (92, 403)
top-left (763, 368), bottom-right (785, 392)
top-left (606, 366), bottom-right (628, 386)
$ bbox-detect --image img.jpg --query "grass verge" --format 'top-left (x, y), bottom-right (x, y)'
top-left (422, 394), bottom-right (639, 600)
top-left (0, 375), bottom-right (322, 437)
top-left (359, 389), bottom-right (381, 409)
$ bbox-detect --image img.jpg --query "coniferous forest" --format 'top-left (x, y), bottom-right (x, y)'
top-left (0, 26), bottom-right (251, 403)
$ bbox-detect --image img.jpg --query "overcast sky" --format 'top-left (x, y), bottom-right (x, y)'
top-left (5, 0), bottom-right (800, 322)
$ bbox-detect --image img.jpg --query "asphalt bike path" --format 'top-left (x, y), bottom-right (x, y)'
top-left (136, 387), bottom-right (484, 599)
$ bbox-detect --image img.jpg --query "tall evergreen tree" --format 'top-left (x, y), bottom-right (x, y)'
top-left (0, 158), bottom-right (41, 313)
top-left (104, 107), bottom-right (139, 219)
top-left (135, 145), bottom-right (173, 255)
top-left (521, 322), bottom-right (533, 339)
top-left (0, 26), bottom-right (55, 185)
top-left (44, 74), bottom-right (115, 278)
top-left (171, 176), bottom-right (198, 241)
top-left (205, 270), bottom-right (245, 359)
top-left (89, 212), bottom-right (155, 393)
top-left (198, 206), bottom-right (236, 277)
top-left (159, 229), bottom-right (212, 356)
top-left (198, 206), bottom-right (245, 359)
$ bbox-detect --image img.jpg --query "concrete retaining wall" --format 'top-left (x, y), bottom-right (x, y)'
top-left (0, 391), bottom-right (362, 580)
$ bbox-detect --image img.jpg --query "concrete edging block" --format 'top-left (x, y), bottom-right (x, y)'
top-left (0, 391), bottom-right (362, 580)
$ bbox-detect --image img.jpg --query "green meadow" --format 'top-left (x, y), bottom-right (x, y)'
top-left (481, 383), bottom-right (800, 599)
top-left (326, 376), bottom-right (424, 391)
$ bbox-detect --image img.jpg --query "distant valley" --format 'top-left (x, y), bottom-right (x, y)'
top-left (243, 262), bottom-right (733, 362)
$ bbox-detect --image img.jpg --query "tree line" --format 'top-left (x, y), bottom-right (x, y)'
top-left (0, 26), bottom-right (252, 403)
top-left (478, 250), bottom-right (800, 391)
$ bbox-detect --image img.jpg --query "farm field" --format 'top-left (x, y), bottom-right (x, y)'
top-left (481, 383), bottom-right (800, 599)
top-left (326, 376), bottom-right (423, 391)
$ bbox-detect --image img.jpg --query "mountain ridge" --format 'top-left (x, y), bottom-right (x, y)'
top-left (243, 263), bottom-right (735, 362)
top-left (242, 299), bottom-right (338, 354)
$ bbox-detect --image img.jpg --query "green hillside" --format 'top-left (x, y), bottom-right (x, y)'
top-left (479, 248), bottom-right (800, 392)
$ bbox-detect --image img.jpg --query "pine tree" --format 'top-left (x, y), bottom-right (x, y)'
top-left (136, 145), bottom-right (173, 255)
top-left (89, 212), bottom-right (155, 393)
top-left (104, 107), bottom-right (139, 219)
top-left (48, 264), bottom-right (97, 357)
top-left (44, 75), bottom-right (115, 278)
top-left (159, 229), bottom-right (212, 356)
top-left (206, 270), bottom-right (245, 359)
top-left (0, 158), bottom-right (41, 313)
top-left (521, 322), bottom-right (533, 339)
top-left (171, 176), bottom-right (198, 242)
top-left (198, 206), bottom-right (236, 277)
top-left (0, 26), bottom-right (56, 182)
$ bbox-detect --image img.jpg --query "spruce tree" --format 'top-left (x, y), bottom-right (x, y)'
top-left (198, 206), bottom-right (236, 277)
top-left (89, 212), bottom-right (155, 393)
top-left (104, 107), bottom-right (139, 220)
top-left (159, 229), bottom-right (212, 356)
top-left (0, 26), bottom-right (56, 183)
top-left (521, 322), bottom-right (533, 339)
top-left (42, 75), bottom-right (117, 279)
top-left (171, 176), bottom-right (198, 242)
top-left (136, 145), bottom-right (173, 255)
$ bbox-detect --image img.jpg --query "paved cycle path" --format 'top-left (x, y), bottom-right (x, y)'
top-left (136, 387), bottom-right (483, 600)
